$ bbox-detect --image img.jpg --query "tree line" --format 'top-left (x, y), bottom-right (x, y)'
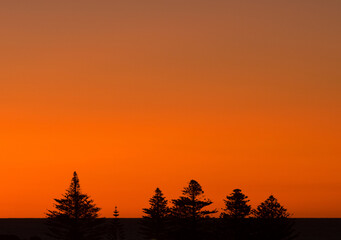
top-left (44, 172), bottom-right (298, 240)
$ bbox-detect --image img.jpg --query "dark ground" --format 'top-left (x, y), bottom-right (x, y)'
top-left (0, 218), bottom-right (340, 240)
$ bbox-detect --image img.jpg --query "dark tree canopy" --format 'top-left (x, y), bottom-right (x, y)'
top-left (170, 180), bottom-right (216, 240)
top-left (221, 189), bottom-right (251, 218)
top-left (252, 195), bottom-right (298, 240)
top-left (172, 180), bottom-right (216, 219)
top-left (46, 171), bottom-right (103, 240)
top-left (219, 189), bottom-right (252, 240)
top-left (253, 195), bottom-right (290, 219)
top-left (140, 188), bottom-right (170, 240)
top-left (142, 188), bottom-right (170, 219)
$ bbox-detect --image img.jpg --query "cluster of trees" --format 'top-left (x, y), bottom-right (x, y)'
top-left (140, 181), bottom-right (298, 240)
top-left (46, 172), bottom-right (120, 240)
top-left (46, 172), bottom-right (298, 240)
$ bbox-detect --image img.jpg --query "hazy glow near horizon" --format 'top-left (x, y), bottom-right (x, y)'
top-left (0, 0), bottom-right (340, 218)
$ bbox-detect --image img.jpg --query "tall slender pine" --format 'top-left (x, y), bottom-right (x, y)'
top-left (140, 188), bottom-right (170, 240)
top-left (46, 172), bottom-right (103, 240)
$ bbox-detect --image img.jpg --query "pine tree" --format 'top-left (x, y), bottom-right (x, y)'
top-left (252, 195), bottom-right (298, 240)
top-left (170, 180), bottom-right (216, 240)
top-left (221, 189), bottom-right (251, 218)
top-left (140, 188), bottom-right (170, 240)
top-left (253, 195), bottom-right (289, 219)
top-left (46, 172), bottom-right (104, 240)
top-left (108, 206), bottom-right (125, 240)
top-left (113, 207), bottom-right (119, 218)
top-left (220, 189), bottom-right (252, 240)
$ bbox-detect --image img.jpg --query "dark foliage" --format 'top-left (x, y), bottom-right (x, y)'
top-left (170, 180), bottom-right (217, 240)
top-left (46, 171), bottom-right (104, 240)
top-left (253, 195), bottom-right (289, 218)
top-left (220, 189), bottom-right (252, 240)
top-left (140, 188), bottom-right (170, 240)
top-left (221, 189), bottom-right (251, 219)
top-left (252, 195), bottom-right (298, 240)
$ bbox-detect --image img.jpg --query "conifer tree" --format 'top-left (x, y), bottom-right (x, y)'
top-left (252, 195), bottom-right (298, 240)
top-left (140, 188), bottom-right (170, 240)
top-left (46, 172), bottom-right (103, 240)
top-left (221, 189), bottom-right (251, 218)
top-left (170, 180), bottom-right (216, 240)
top-left (220, 189), bottom-right (252, 240)
top-left (253, 195), bottom-right (289, 218)
top-left (108, 206), bottom-right (125, 240)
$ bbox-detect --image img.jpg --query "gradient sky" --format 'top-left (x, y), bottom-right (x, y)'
top-left (0, 0), bottom-right (340, 218)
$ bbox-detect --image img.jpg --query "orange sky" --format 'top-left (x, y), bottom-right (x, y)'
top-left (0, 0), bottom-right (340, 218)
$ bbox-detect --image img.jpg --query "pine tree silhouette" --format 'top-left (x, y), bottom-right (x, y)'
top-left (108, 206), bottom-right (125, 240)
top-left (252, 195), bottom-right (298, 240)
top-left (220, 189), bottom-right (252, 240)
top-left (170, 180), bottom-right (216, 240)
top-left (140, 188), bottom-right (170, 240)
top-left (253, 195), bottom-right (289, 218)
top-left (46, 171), bottom-right (104, 240)
top-left (113, 207), bottom-right (119, 218)
top-left (221, 189), bottom-right (251, 219)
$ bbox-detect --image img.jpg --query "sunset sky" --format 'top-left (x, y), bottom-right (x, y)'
top-left (0, 0), bottom-right (340, 218)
